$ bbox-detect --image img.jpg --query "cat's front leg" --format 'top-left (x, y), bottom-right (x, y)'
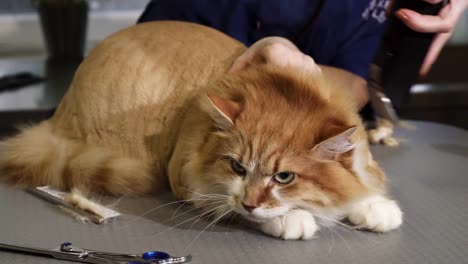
top-left (347, 195), bottom-right (403, 232)
top-left (259, 209), bottom-right (318, 240)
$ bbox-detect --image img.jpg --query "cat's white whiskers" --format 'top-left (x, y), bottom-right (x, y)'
top-left (314, 215), bottom-right (357, 230)
top-left (128, 202), bottom-right (230, 239)
top-left (181, 187), bottom-right (230, 198)
top-left (117, 196), bottom-right (226, 231)
top-left (314, 214), bottom-right (378, 244)
top-left (166, 201), bottom-right (229, 223)
top-left (325, 223), bottom-right (351, 252)
top-left (209, 210), bottom-right (234, 232)
top-left (181, 204), bottom-right (230, 230)
top-left (316, 222), bottom-right (335, 255)
top-left (188, 193), bottom-right (229, 198)
top-left (171, 200), bottom-right (227, 220)
top-left (326, 225), bottom-right (337, 255)
top-left (327, 226), bottom-right (335, 255)
top-left (188, 205), bottom-right (226, 231)
top-left (163, 200), bottom-right (229, 229)
top-left (315, 224), bottom-right (333, 255)
top-left (185, 207), bottom-right (233, 250)
top-left (149, 204), bottom-right (230, 238)
top-left (221, 211), bottom-right (239, 234)
top-left (116, 200), bottom-right (188, 231)
top-left (171, 196), bottom-right (228, 218)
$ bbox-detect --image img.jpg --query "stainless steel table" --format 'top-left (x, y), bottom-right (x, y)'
top-left (0, 121), bottom-right (467, 264)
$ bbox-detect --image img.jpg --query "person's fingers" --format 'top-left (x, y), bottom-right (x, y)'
top-left (228, 51), bottom-right (254, 73)
top-left (392, 0), bottom-right (468, 75)
top-left (420, 31), bottom-right (452, 76)
top-left (395, 4), bottom-right (454, 33)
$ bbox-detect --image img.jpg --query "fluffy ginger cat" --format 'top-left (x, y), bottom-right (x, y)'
top-left (0, 21), bottom-right (402, 239)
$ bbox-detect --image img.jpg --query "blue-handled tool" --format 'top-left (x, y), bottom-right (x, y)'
top-left (0, 241), bottom-right (191, 264)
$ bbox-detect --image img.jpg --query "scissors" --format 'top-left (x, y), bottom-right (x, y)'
top-left (0, 241), bottom-right (191, 264)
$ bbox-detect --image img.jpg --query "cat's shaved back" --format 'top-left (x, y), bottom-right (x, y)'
top-left (0, 21), bottom-right (245, 194)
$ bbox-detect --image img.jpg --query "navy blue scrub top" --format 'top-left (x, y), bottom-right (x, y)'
top-left (138, 0), bottom-right (390, 80)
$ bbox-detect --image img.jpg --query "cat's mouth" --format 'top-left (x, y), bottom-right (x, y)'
top-left (235, 205), bottom-right (290, 223)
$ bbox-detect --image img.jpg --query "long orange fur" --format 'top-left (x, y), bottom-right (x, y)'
top-left (0, 21), bottom-right (399, 238)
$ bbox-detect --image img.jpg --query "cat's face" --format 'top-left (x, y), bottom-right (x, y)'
top-left (193, 67), bottom-right (370, 223)
top-left (204, 122), bottom-right (367, 224)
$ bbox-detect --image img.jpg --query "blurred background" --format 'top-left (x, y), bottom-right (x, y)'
top-left (0, 0), bottom-right (467, 137)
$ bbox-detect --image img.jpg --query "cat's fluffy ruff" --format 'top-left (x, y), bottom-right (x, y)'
top-left (0, 21), bottom-right (402, 239)
top-left (173, 65), bottom-right (396, 233)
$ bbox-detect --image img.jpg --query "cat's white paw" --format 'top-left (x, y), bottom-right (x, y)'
top-left (348, 195), bottom-right (402, 232)
top-left (259, 209), bottom-right (317, 240)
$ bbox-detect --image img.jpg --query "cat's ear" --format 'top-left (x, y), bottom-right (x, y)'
top-left (229, 38), bottom-right (322, 75)
top-left (313, 126), bottom-right (357, 160)
top-left (206, 94), bottom-right (242, 128)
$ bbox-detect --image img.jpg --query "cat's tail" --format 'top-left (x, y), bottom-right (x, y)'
top-left (0, 121), bottom-right (156, 195)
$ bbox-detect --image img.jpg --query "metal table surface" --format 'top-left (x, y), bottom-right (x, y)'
top-left (0, 120), bottom-right (467, 264)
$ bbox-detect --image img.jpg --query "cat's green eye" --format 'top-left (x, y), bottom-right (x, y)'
top-left (273, 171), bottom-right (295, 184)
top-left (230, 159), bottom-right (246, 176)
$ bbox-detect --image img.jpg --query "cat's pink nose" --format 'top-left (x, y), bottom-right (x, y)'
top-left (242, 203), bottom-right (257, 213)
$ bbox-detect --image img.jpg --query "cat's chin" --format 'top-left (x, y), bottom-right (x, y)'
top-left (235, 205), bottom-right (291, 223)
top-left (239, 210), bottom-right (289, 223)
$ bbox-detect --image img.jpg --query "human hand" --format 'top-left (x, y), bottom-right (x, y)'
top-left (230, 37), bottom-right (368, 109)
top-left (228, 37), bottom-right (303, 73)
top-left (394, 0), bottom-right (468, 76)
